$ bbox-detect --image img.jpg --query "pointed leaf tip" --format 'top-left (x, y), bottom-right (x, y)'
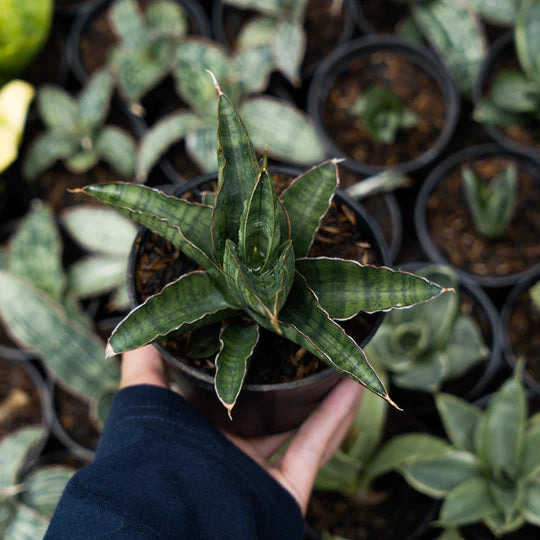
top-left (384, 394), bottom-right (403, 411)
top-left (206, 70), bottom-right (223, 95)
top-left (105, 343), bottom-right (117, 358)
top-left (331, 158), bottom-right (346, 165)
top-left (67, 188), bottom-right (85, 194)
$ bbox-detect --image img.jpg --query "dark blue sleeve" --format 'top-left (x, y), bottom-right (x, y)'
top-left (45, 385), bottom-right (304, 540)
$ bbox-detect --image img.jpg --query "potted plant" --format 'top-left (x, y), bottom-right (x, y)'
top-left (473, 1), bottom-right (540, 161)
top-left (415, 144), bottom-right (540, 288)
top-left (307, 36), bottom-right (460, 176)
top-left (76, 78), bottom-right (447, 436)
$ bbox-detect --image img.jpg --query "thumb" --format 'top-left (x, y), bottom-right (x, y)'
top-left (120, 345), bottom-right (168, 389)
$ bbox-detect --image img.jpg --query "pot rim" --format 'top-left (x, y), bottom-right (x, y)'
top-left (307, 35), bottom-right (460, 176)
top-left (414, 142), bottom-right (540, 288)
top-left (472, 31), bottom-right (540, 162)
top-left (126, 173), bottom-right (390, 393)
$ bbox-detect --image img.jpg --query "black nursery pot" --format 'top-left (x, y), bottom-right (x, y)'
top-left (307, 36), bottom-right (460, 176)
top-left (473, 32), bottom-right (540, 163)
top-left (415, 143), bottom-right (540, 289)
top-left (127, 174), bottom-right (390, 437)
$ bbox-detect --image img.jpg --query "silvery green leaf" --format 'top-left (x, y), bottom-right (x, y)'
top-left (145, 0), bottom-right (187, 39)
top-left (2, 504), bottom-right (49, 540)
top-left (346, 170), bottom-right (411, 200)
top-left (185, 122), bottom-right (218, 172)
top-left (484, 508), bottom-right (525, 536)
top-left (314, 449), bottom-right (363, 494)
top-left (233, 45), bottom-right (275, 96)
top-left (466, 0), bottom-right (519, 25)
top-left (64, 149), bottom-right (99, 173)
top-left (272, 20), bottom-right (305, 86)
top-left (224, 0), bottom-right (286, 17)
top-left (524, 479), bottom-right (540, 527)
top-left (520, 413), bottom-right (540, 479)
top-left (392, 351), bottom-right (446, 392)
top-left (473, 97), bottom-right (526, 127)
top-left (78, 69), bottom-right (114, 132)
top-left (37, 86), bottom-right (78, 135)
top-left (488, 479), bottom-right (525, 524)
top-left (108, 0), bottom-right (147, 48)
top-left (490, 70), bottom-right (539, 113)
top-left (515, 0), bottom-right (540, 85)
top-left (237, 16), bottom-right (276, 51)
top-left (67, 255), bottom-right (127, 299)
top-left (110, 282), bottom-right (130, 310)
top-left (94, 126), bottom-right (136, 177)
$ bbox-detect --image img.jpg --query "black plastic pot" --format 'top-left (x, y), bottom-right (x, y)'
top-left (67, 0), bottom-right (211, 85)
top-left (307, 36), bottom-right (460, 176)
top-left (127, 174), bottom-right (390, 437)
top-left (500, 271), bottom-right (540, 397)
top-left (211, 0), bottom-right (359, 82)
top-left (473, 32), bottom-right (540, 163)
top-left (55, 0), bottom-right (99, 17)
top-left (415, 143), bottom-right (540, 289)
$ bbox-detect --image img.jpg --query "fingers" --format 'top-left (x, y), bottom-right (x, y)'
top-left (120, 345), bottom-right (168, 389)
top-left (274, 377), bottom-right (363, 513)
top-left (224, 430), bottom-right (295, 464)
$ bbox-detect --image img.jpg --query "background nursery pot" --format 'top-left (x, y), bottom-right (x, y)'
top-left (415, 143), bottom-right (540, 288)
top-left (126, 174), bottom-right (391, 437)
top-left (307, 36), bottom-right (460, 176)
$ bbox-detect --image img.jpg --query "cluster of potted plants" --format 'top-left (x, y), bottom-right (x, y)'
top-left (0, 0), bottom-right (539, 538)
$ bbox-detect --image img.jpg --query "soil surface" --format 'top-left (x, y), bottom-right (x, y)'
top-left (134, 174), bottom-right (381, 385)
top-left (323, 52), bottom-right (446, 167)
top-left (426, 157), bottom-right (540, 278)
top-left (0, 358), bottom-right (43, 440)
top-left (507, 288), bottom-right (540, 387)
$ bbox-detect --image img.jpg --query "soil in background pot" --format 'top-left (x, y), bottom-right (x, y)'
top-left (323, 52), bottom-right (446, 167)
top-left (426, 157), bottom-right (540, 278)
top-left (0, 358), bottom-right (43, 440)
top-left (134, 174), bottom-right (380, 386)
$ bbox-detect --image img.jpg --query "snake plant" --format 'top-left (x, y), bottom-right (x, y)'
top-left (107, 0), bottom-right (189, 115)
top-left (349, 86), bottom-right (419, 144)
top-left (462, 163), bottom-right (517, 239)
top-left (366, 265), bottom-right (488, 393)
top-left (474, 0), bottom-right (540, 130)
top-left (379, 365), bottom-right (540, 536)
top-left (0, 427), bottom-right (75, 538)
top-left (136, 39), bottom-right (324, 181)
top-left (23, 69), bottom-right (136, 181)
top-left (77, 78), bottom-right (447, 416)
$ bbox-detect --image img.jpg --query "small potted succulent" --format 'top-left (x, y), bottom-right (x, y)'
top-left (415, 144), bottom-right (540, 288)
top-left (384, 366), bottom-right (540, 538)
top-left (308, 36), bottom-right (460, 176)
top-left (76, 78), bottom-right (447, 435)
top-left (473, 1), bottom-right (540, 161)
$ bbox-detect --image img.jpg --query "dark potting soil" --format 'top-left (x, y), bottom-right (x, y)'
top-left (222, 0), bottom-right (347, 75)
top-left (426, 157), bottom-right (540, 278)
top-left (54, 385), bottom-right (100, 450)
top-left (357, 0), bottom-right (409, 34)
top-left (134, 175), bottom-right (379, 385)
top-left (508, 289), bottom-right (540, 387)
top-left (0, 358), bottom-right (43, 440)
top-left (463, 522), bottom-right (540, 540)
top-left (323, 52), bottom-right (446, 167)
top-left (79, 0), bottom-right (201, 77)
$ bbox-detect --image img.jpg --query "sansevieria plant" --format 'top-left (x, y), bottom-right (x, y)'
top-left (77, 76), bottom-right (448, 416)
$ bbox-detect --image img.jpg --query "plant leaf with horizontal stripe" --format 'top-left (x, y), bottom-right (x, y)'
top-left (2, 504), bottom-right (49, 539)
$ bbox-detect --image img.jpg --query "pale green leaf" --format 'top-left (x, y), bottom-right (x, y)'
top-left (473, 97), bottom-right (526, 128)
top-left (524, 479), bottom-right (540, 527)
top-left (67, 256), bottom-right (127, 299)
top-left (237, 16), bottom-right (276, 50)
top-left (490, 70), bottom-right (539, 113)
top-left (37, 86), bottom-right (78, 134)
top-left (185, 122), bottom-right (218, 173)
top-left (94, 126), bottom-right (136, 177)
top-left (2, 504), bottom-right (49, 540)
top-left (392, 351), bottom-right (446, 392)
top-left (65, 149), bottom-right (99, 173)
top-left (232, 45), bottom-right (275, 96)
top-left (515, 0), bottom-right (540, 85)
top-left (466, 0), bottom-right (519, 25)
top-left (145, 0), bottom-right (187, 38)
top-left (224, 0), bottom-right (287, 17)
top-left (272, 20), bottom-right (305, 86)
top-left (520, 414), bottom-right (540, 479)
top-left (108, 0), bottom-right (147, 48)
top-left (78, 69), bottom-right (114, 132)
top-left (488, 480), bottom-right (525, 523)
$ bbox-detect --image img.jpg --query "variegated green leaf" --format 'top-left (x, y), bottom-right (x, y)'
top-left (187, 323), bottom-right (222, 358)
top-left (272, 20), bottom-right (304, 86)
top-left (224, 0), bottom-right (286, 17)
top-left (22, 131), bottom-right (78, 181)
top-left (20, 466), bottom-right (75, 518)
top-left (2, 504), bottom-right (49, 540)
top-left (78, 69), bottom-right (114, 132)
top-left (515, 0), bottom-right (540, 85)
top-left (137, 111), bottom-right (202, 182)
top-left (65, 149), bottom-right (99, 173)
top-left (240, 97), bottom-right (325, 165)
top-left (108, 0), bottom-right (147, 48)
top-left (524, 479), bottom-right (540, 527)
top-left (237, 16), bottom-right (276, 51)
top-left (346, 170), bottom-right (411, 200)
top-left (8, 202), bottom-right (64, 301)
top-left (62, 295), bottom-right (92, 329)
top-left (438, 477), bottom-right (498, 526)
top-left (185, 122), bottom-right (218, 172)
top-left (488, 480), bottom-right (524, 523)
top-left (473, 97), bottom-right (526, 127)
top-left (400, 450), bottom-right (481, 498)
top-left (485, 509), bottom-right (525, 536)
top-left (490, 70), bottom-right (539, 113)
top-left (145, 0), bottom-right (187, 39)
top-left (67, 255), bottom-right (127, 299)
top-left (295, 259), bottom-right (446, 319)
top-left (466, 0), bottom-right (519, 25)
top-left (520, 414), bottom-right (540, 479)
top-left (0, 272), bottom-right (118, 399)
top-left (215, 323), bottom-right (259, 418)
top-left (233, 45), bottom-right (275, 96)
top-left (90, 387), bottom-right (116, 429)
top-left (94, 126), bottom-right (136, 177)
top-left (107, 271), bottom-right (236, 355)
top-left (392, 351), bottom-right (446, 392)
top-left (436, 393), bottom-right (483, 453)
top-left (396, 16), bottom-right (424, 44)
top-left (37, 86), bottom-right (78, 134)
top-left (411, 0), bottom-right (487, 94)
top-left (279, 160), bottom-right (337, 257)
top-left (314, 449), bottom-right (363, 494)
top-left (61, 205), bottom-right (138, 257)
top-left (0, 427), bottom-right (45, 490)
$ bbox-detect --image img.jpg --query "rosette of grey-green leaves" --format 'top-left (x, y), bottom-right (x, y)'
top-left (462, 163), bottom-right (517, 239)
top-left (0, 203), bottom-right (120, 429)
top-left (374, 366), bottom-right (540, 536)
top-left (0, 427), bottom-right (75, 539)
top-left (474, 0), bottom-right (540, 129)
top-left (76, 75), bottom-right (448, 416)
top-left (107, 0), bottom-right (189, 114)
top-left (22, 68), bottom-right (136, 181)
top-left (366, 265), bottom-right (488, 392)
top-left (136, 39), bottom-right (324, 181)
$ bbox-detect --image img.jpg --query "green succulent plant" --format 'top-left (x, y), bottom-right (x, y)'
top-left (349, 86), bottom-right (419, 144)
top-left (462, 163), bottom-right (517, 239)
top-left (366, 265), bottom-right (488, 393)
top-left (0, 427), bottom-right (75, 538)
top-left (530, 280), bottom-right (540, 312)
top-left (107, 0), bottom-right (189, 115)
top-left (379, 365), bottom-right (540, 536)
top-left (76, 77), bottom-right (447, 416)
top-left (345, 169), bottom-right (412, 201)
top-left (0, 202), bottom-right (120, 430)
top-left (474, 0), bottom-right (540, 130)
top-left (22, 69), bottom-right (136, 181)
top-left (136, 40), bottom-right (324, 181)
